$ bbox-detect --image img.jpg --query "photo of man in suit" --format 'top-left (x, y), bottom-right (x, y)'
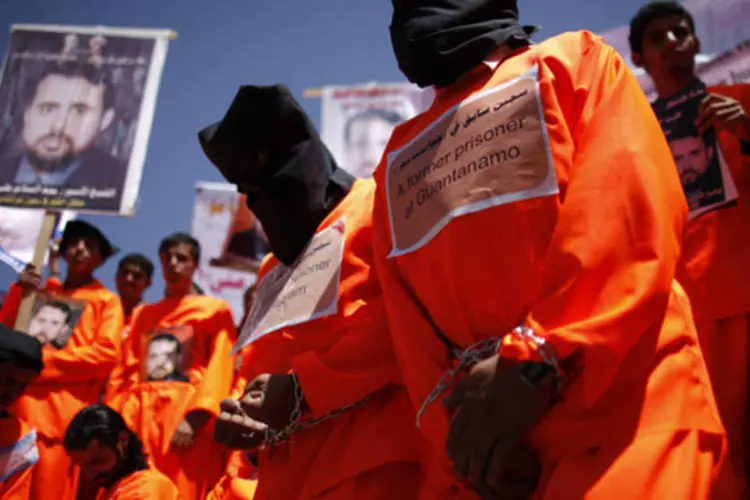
top-left (0, 62), bottom-right (127, 207)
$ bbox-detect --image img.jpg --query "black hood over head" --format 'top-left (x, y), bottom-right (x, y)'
top-left (198, 85), bottom-right (355, 266)
top-left (389, 0), bottom-right (538, 88)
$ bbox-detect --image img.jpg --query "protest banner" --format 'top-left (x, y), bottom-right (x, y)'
top-left (316, 82), bottom-right (433, 178)
top-left (191, 182), bottom-right (262, 323)
top-left (0, 24), bottom-right (173, 214)
top-left (0, 207), bottom-right (75, 272)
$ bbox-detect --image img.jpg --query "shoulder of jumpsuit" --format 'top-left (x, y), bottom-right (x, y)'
top-left (709, 83), bottom-right (750, 156)
top-left (174, 294), bottom-right (233, 319)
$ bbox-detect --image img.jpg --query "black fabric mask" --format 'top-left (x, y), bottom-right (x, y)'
top-left (389, 0), bottom-right (538, 88)
top-left (198, 85), bottom-right (355, 266)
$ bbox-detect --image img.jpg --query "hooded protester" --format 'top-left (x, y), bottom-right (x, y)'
top-left (371, 0), bottom-right (733, 498)
top-left (0, 219), bottom-right (124, 500)
top-left (65, 404), bottom-right (179, 499)
top-left (200, 85), bottom-right (424, 499)
top-left (629, 3), bottom-right (750, 496)
top-left (0, 325), bottom-right (43, 498)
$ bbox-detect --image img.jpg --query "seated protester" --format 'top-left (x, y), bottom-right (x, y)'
top-left (65, 404), bottom-right (179, 500)
top-left (0, 219), bottom-right (124, 500)
top-left (0, 325), bottom-right (43, 498)
top-left (106, 233), bottom-right (236, 499)
top-left (200, 85), bottom-right (424, 500)
top-left (115, 254), bottom-right (154, 328)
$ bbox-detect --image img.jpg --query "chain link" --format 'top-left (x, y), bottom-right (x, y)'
top-left (416, 337), bottom-right (501, 428)
top-left (260, 378), bottom-right (393, 449)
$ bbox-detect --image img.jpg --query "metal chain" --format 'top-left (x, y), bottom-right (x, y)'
top-left (416, 337), bottom-right (501, 428)
top-left (261, 379), bottom-right (393, 449)
top-left (415, 325), bottom-right (564, 427)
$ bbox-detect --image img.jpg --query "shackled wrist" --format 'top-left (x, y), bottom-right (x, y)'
top-left (511, 325), bottom-right (564, 394)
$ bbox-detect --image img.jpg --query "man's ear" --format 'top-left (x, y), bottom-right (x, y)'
top-left (116, 430), bottom-right (129, 455)
top-left (631, 52), bottom-right (644, 68)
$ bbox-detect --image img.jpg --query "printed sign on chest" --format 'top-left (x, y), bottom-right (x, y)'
top-left (234, 218), bottom-right (346, 352)
top-left (385, 65), bottom-right (557, 256)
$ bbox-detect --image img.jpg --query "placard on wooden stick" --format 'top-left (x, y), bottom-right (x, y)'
top-left (13, 211), bottom-right (57, 331)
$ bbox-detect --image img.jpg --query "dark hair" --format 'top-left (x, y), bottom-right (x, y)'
top-left (0, 349), bottom-right (42, 373)
top-left (629, 1), bottom-right (696, 55)
top-left (38, 300), bottom-right (73, 323)
top-left (117, 253), bottom-right (154, 280)
top-left (64, 404), bottom-right (148, 483)
top-left (344, 108), bottom-right (405, 145)
top-left (24, 61), bottom-right (115, 111)
top-left (158, 232), bottom-right (201, 262)
top-left (149, 332), bottom-right (182, 355)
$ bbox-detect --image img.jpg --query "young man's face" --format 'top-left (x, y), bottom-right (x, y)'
top-left (68, 434), bottom-right (126, 488)
top-left (22, 73), bottom-right (113, 170)
top-left (670, 136), bottom-right (713, 185)
top-left (63, 236), bottom-right (103, 274)
top-left (116, 264), bottom-right (151, 302)
top-left (28, 304), bottom-right (69, 345)
top-left (160, 243), bottom-right (197, 287)
top-left (635, 14), bottom-right (698, 81)
top-left (0, 362), bottom-right (37, 413)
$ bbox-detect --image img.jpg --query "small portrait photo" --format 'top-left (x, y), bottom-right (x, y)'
top-left (668, 129), bottom-right (725, 210)
top-left (144, 325), bottom-right (192, 383)
top-left (28, 292), bottom-right (85, 348)
top-left (343, 108), bottom-right (406, 178)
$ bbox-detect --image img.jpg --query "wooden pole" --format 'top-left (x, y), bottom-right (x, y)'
top-left (303, 88), bottom-right (323, 98)
top-left (13, 211), bottom-right (57, 331)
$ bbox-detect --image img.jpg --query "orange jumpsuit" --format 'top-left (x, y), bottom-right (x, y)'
top-left (233, 179), bottom-right (423, 500)
top-left (372, 31), bottom-right (732, 499)
top-left (95, 467), bottom-right (180, 500)
top-left (107, 295), bottom-right (236, 499)
top-left (673, 84), bottom-right (750, 496)
top-left (1, 280), bottom-right (123, 500)
top-left (0, 415), bottom-right (37, 499)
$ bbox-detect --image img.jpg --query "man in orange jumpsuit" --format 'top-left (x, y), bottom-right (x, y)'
top-left (106, 233), bottom-right (236, 498)
top-left (0, 325), bottom-right (44, 499)
top-left (65, 404), bottom-right (179, 499)
top-left (371, 0), bottom-right (733, 498)
top-left (0, 220), bottom-right (123, 500)
top-left (199, 84), bottom-right (424, 499)
top-left (629, 3), bottom-right (750, 495)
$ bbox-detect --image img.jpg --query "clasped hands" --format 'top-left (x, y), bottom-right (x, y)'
top-left (214, 373), bottom-right (300, 450)
top-left (442, 354), bottom-right (558, 500)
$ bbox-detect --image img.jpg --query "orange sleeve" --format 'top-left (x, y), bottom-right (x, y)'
top-left (39, 291), bottom-right (124, 383)
top-left (496, 42), bottom-right (687, 406)
top-left (0, 466), bottom-right (33, 498)
top-left (291, 313), bottom-right (401, 417)
top-left (0, 283), bottom-right (24, 327)
top-left (185, 304), bottom-right (237, 417)
top-left (104, 470), bottom-right (181, 500)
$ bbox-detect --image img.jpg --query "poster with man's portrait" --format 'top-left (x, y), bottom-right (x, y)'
top-left (320, 83), bottom-right (432, 178)
top-left (0, 24), bottom-right (172, 215)
top-left (652, 79), bottom-right (739, 218)
top-left (28, 292), bottom-right (86, 349)
top-left (142, 325), bottom-right (193, 383)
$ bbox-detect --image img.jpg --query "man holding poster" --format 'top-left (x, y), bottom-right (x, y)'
top-left (630, 2), bottom-right (750, 495)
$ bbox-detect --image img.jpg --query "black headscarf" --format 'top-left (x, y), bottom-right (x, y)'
top-left (390, 0), bottom-right (538, 88)
top-left (0, 324), bottom-right (44, 373)
top-left (198, 85), bottom-right (355, 266)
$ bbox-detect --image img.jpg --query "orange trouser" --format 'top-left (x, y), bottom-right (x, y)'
top-left (30, 435), bottom-right (80, 500)
top-left (312, 461), bottom-right (423, 500)
top-left (696, 314), bottom-right (750, 498)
